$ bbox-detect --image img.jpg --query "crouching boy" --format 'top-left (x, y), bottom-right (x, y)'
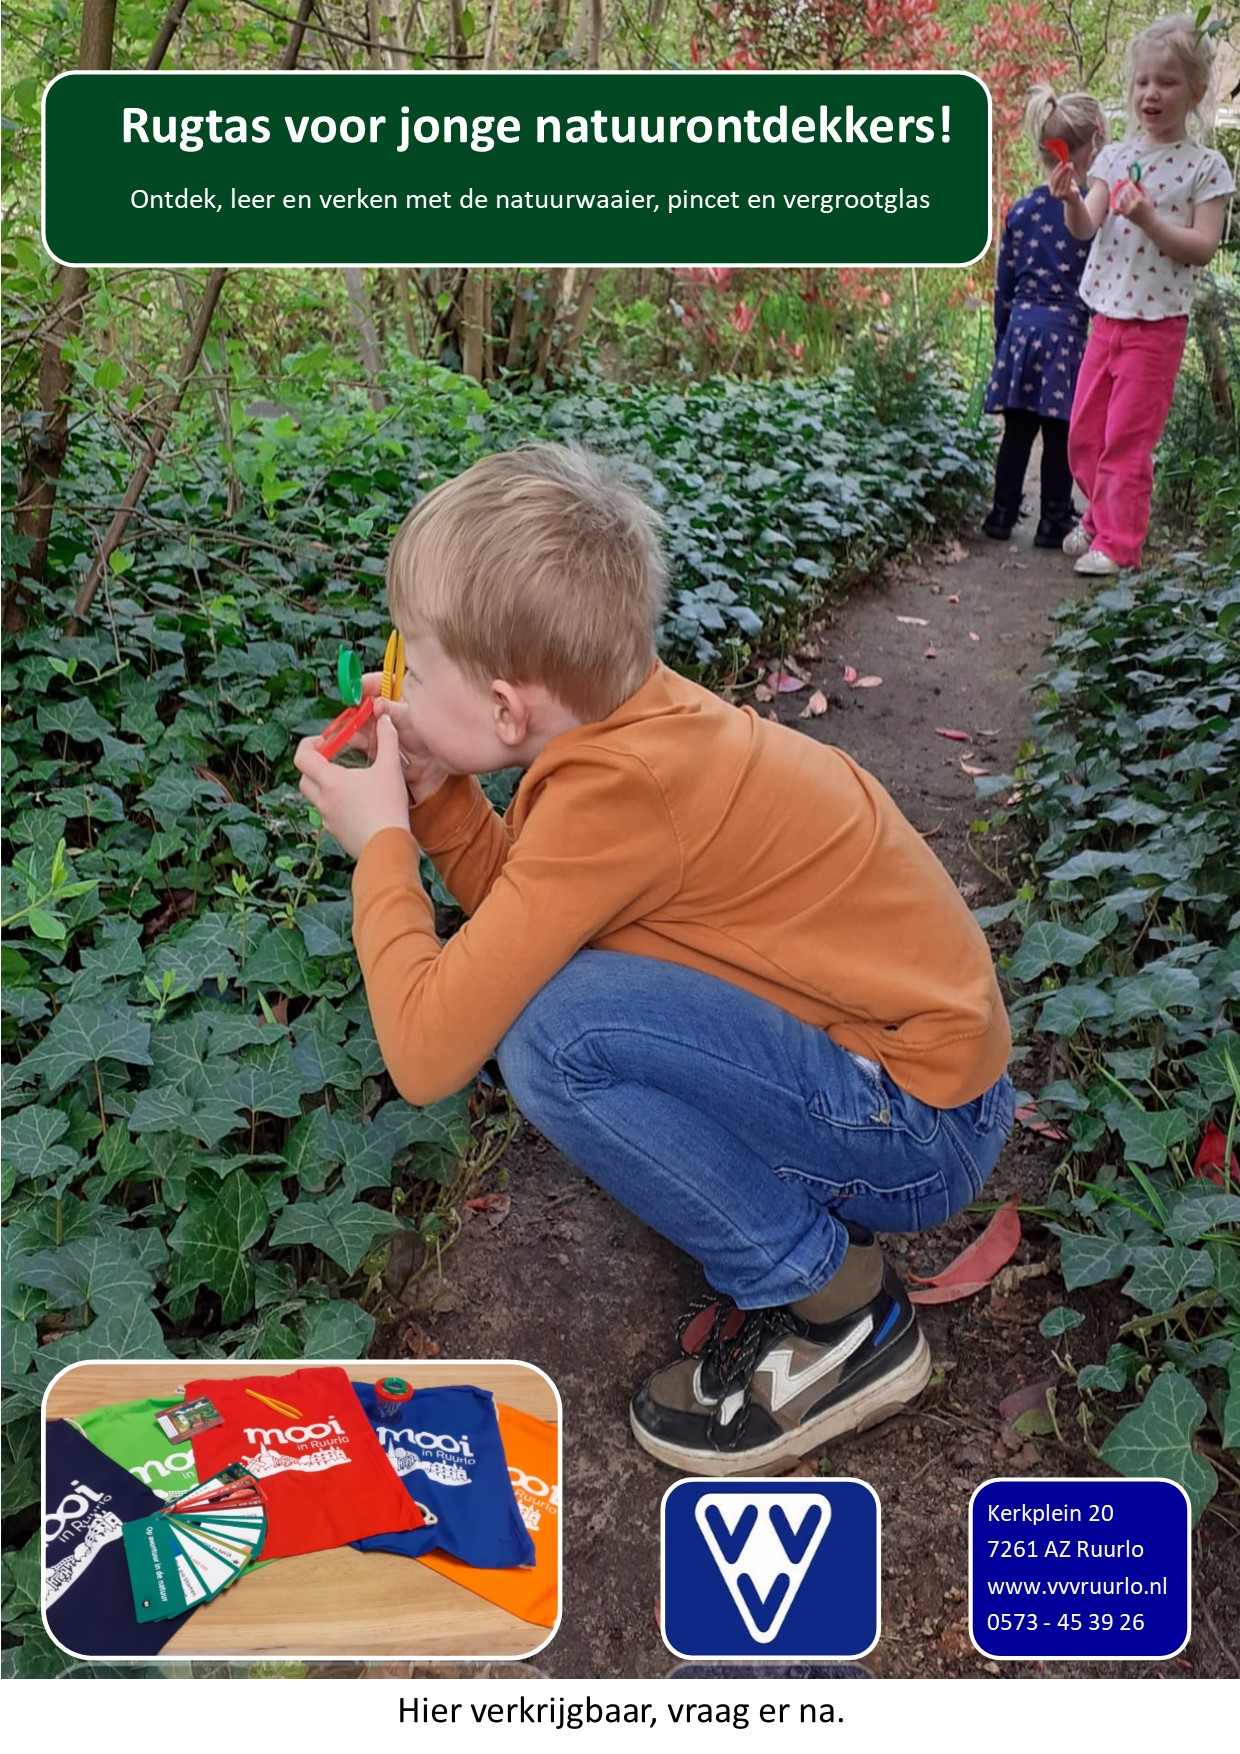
top-left (294, 443), bottom-right (1014, 1476)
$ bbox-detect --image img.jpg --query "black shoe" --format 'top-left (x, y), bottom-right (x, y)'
top-left (1033, 503), bottom-right (1079, 548)
top-left (629, 1264), bottom-right (931, 1476)
top-left (981, 507), bottom-right (1017, 540)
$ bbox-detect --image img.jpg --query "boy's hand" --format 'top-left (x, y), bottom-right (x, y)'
top-left (295, 715), bottom-right (413, 860)
top-left (356, 672), bottom-right (451, 805)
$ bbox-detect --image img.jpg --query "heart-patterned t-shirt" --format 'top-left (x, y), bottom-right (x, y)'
top-left (1080, 138), bottom-right (1234, 319)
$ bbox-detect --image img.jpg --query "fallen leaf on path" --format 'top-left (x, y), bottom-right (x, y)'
top-left (842, 664), bottom-right (858, 684)
top-left (998, 1380), bottom-right (1057, 1428)
top-left (935, 727), bottom-right (971, 741)
top-left (948, 593), bottom-right (961, 604)
top-left (754, 682), bottom-right (774, 703)
top-left (799, 689), bottom-right (828, 718)
top-left (766, 670), bottom-right (807, 692)
top-left (969, 631), bottom-right (981, 643)
top-left (1014, 1104), bottom-right (1070, 1142)
top-left (907, 1199), bottom-right (1021, 1304)
top-left (961, 761), bottom-right (991, 776)
top-left (938, 540), bottom-right (969, 565)
top-left (466, 1191), bottom-right (512, 1229)
top-left (896, 615), bottom-right (929, 626)
top-left (924, 646), bottom-right (939, 659)
top-left (402, 1323), bottom-right (441, 1359)
top-left (795, 640), bottom-right (822, 662)
top-left (850, 674), bottom-right (883, 688)
top-left (917, 822), bottom-right (944, 838)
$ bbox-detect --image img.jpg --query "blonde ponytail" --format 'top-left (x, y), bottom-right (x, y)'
top-left (1023, 83), bottom-right (1107, 157)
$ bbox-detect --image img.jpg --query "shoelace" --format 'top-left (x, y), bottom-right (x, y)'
top-left (677, 1298), bottom-right (809, 1445)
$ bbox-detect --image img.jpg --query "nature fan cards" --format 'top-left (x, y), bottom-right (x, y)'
top-left (123, 1464), bottom-right (266, 1623)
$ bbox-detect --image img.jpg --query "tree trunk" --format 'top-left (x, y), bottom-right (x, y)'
top-left (448, 0), bottom-right (469, 66)
top-left (278, 0), bottom-right (316, 69)
top-left (537, 0), bottom-right (569, 63)
top-left (505, 274), bottom-right (530, 372)
top-left (394, 268), bottom-right (418, 354)
top-left (342, 269), bottom-right (389, 412)
top-left (482, 0), bottom-right (502, 69)
top-left (640, 0), bottom-right (667, 68)
top-left (459, 270), bottom-right (486, 382)
top-left (67, 270), bottom-right (228, 630)
top-left (145, 0), bottom-right (194, 68)
top-left (6, 0), bottom-right (117, 630)
top-left (1195, 287), bottom-right (1235, 428)
top-left (534, 268), bottom-right (575, 381)
top-left (555, 267), bottom-right (603, 369)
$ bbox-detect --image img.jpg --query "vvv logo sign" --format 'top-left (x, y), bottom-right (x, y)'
top-left (661, 1479), bottom-right (880, 1660)
top-left (695, 1492), bottom-right (831, 1643)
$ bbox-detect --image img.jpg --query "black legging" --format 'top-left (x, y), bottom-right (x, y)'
top-left (993, 410), bottom-right (1073, 511)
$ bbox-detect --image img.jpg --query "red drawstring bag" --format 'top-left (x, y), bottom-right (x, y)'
top-left (186, 1368), bottom-right (424, 1560)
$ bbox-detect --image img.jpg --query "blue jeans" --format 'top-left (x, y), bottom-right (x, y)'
top-left (497, 951), bottom-right (1015, 1309)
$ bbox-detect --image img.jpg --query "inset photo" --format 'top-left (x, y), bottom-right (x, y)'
top-left (43, 1359), bottom-right (559, 1661)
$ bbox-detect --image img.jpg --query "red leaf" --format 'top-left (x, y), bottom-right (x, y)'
top-left (924, 646), bottom-right (939, 659)
top-left (799, 690), bottom-right (828, 718)
top-left (851, 675), bottom-right (883, 689)
top-left (767, 670), bottom-right (807, 693)
top-left (1015, 1104), bottom-right (1070, 1142)
top-left (465, 1191), bottom-right (512, 1229)
top-left (998, 1379), bottom-right (1057, 1426)
top-left (948, 593), bottom-right (961, 604)
top-left (935, 727), bottom-right (970, 741)
top-left (1192, 1119), bottom-right (1237, 1188)
top-left (842, 664), bottom-right (858, 684)
top-left (908, 1200), bottom-right (1021, 1303)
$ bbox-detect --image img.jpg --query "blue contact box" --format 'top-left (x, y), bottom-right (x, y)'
top-left (970, 1477), bottom-right (1190, 1660)
top-left (661, 1478), bottom-right (880, 1661)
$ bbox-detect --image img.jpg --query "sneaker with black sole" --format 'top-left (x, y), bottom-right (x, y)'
top-left (629, 1251), bottom-right (931, 1476)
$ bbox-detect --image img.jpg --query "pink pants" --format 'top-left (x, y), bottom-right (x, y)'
top-left (1068, 313), bottom-right (1188, 568)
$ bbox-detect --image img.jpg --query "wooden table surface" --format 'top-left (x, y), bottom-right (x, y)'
top-left (47, 1360), bottom-right (559, 1659)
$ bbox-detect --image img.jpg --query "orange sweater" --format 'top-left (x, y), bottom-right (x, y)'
top-left (352, 663), bottom-right (1010, 1110)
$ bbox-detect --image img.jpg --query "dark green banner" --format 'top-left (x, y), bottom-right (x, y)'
top-left (43, 70), bottom-right (991, 267)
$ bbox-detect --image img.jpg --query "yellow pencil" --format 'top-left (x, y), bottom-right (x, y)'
top-left (244, 1388), bottom-right (301, 1418)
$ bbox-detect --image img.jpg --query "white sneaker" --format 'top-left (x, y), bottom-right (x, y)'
top-left (1062, 526), bottom-right (1092, 559)
top-left (1074, 548), bottom-right (1121, 577)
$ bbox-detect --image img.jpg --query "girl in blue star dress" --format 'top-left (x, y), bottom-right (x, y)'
top-left (982, 86), bottom-right (1106, 546)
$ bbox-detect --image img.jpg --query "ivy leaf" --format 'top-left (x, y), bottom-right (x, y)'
top-left (19, 1001), bottom-right (152, 1093)
top-left (1039, 1305), bottom-right (1084, 1338)
top-left (1098, 1370), bottom-right (1216, 1524)
top-left (37, 696), bottom-right (113, 744)
top-left (1224, 1352), bottom-right (1240, 1453)
top-left (1114, 1105), bottom-right (1193, 1169)
top-left (269, 1186), bottom-right (404, 1274)
top-left (1123, 1244), bottom-right (1216, 1313)
top-left (168, 1169), bottom-right (269, 1323)
top-left (16, 1234), bottom-right (159, 1317)
top-left (1008, 921), bottom-right (1101, 983)
top-left (1036, 984), bottom-right (1114, 1036)
top-left (227, 1041), bottom-right (306, 1118)
top-left (206, 1011), bottom-right (284, 1056)
top-left (290, 1025), bottom-right (360, 1095)
top-left (1110, 966), bottom-right (1201, 1028)
top-left (1044, 848), bottom-right (1134, 884)
top-left (301, 1300), bottom-right (375, 1357)
top-left (62, 917), bottom-right (146, 1002)
top-left (242, 925), bottom-right (324, 997)
top-left (1076, 1343), bottom-right (1141, 1393)
top-left (149, 913), bottom-right (241, 991)
top-left (0, 1534), bottom-right (39, 1632)
top-left (1051, 1229), bottom-right (1133, 1290)
top-left (2, 1105), bottom-right (79, 1184)
top-left (295, 900), bottom-right (353, 958)
top-left (38, 1304), bottom-right (171, 1369)
top-left (137, 768), bottom-right (223, 830)
top-left (1162, 1191), bottom-right (1240, 1245)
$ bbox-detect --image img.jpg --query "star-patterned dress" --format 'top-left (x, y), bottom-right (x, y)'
top-left (1080, 138), bottom-right (1235, 320)
top-left (984, 186), bottom-right (1091, 419)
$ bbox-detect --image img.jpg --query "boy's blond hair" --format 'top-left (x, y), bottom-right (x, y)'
top-left (386, 444), bottom-right (666, 722)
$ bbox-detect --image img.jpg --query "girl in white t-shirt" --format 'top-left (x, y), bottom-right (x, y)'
top-left (1049, 14), bottom-right (1234, 575)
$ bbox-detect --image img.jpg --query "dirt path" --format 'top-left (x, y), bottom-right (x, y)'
top-left (410, 514), bottom-right (1232, 1680)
